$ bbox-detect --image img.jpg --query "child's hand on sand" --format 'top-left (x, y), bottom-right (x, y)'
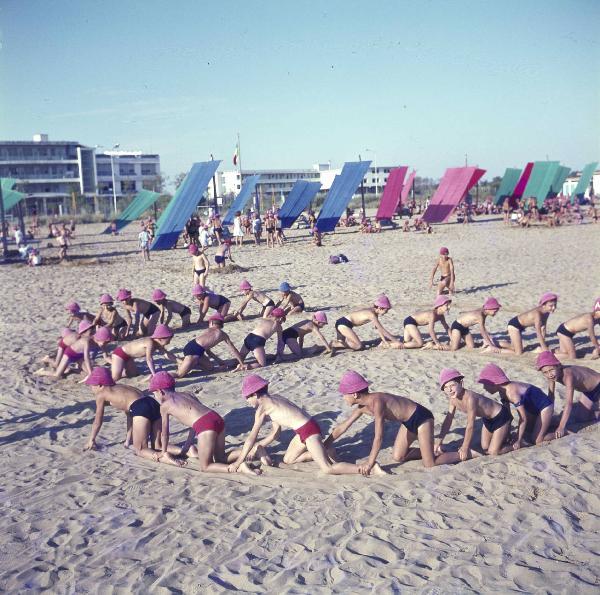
top-left (84, 440), bottom-right (97, 451)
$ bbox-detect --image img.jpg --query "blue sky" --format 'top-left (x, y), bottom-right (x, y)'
top-left (1, 0), bottom-right (598, 183)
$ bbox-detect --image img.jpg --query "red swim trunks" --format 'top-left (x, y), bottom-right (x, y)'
top-left (192, 411), bottom-right (225, 436)
top-left (58, 338), bottom-right (67, 349)
top-left (113, 346), bottom-right (130, 362)
top-left (295, 418), bottom-right (321, 444)
top-left (64, 346), bottom-right (83, 361)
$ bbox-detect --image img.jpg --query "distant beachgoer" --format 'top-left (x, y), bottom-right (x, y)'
top-left (251, 213), bottom-right (262, 245)
top-left (477, 363), bottom-right (554, 448)
top-left (212, 213), bottom-right (224, 245)
top-left (275, 282), bottom-right (305, 314)
top-left (110, 221), bottom-right (118, 236)
top-left (233, 280), bottom-right (275, 320)
top-left (149, 372), bottom-right (260, 475)
top-left (138, 224), bottom-right (151, 261)
top-left (536, 351), bottom-right (600, 438)
top-left (450, 297), bottom-right (502, 352)
top-left (110, 324), bottom-right (178, 381)
top-left (436, 368), bottom-right (512, 460)
top-left (65, 301), bottom-right (95, 329)
top-left (236, 308), bottom-right (286, 369)
top-left (331, 295), bottom-right (397, 352)
top-left (498, 292), bottom-right (558, 355)
top-left (228, 374), bottom-right (383, 475)
top-left (57, 228), bottom-right (69, 262)
top-left (325, 371), bottom-right (459, 470)
top-left (402, 295), bottom-right (452, 350)
top-left (232, 211), bottom-right (244, 246)
top-left (152, 288), bottom-right (191, 329)
top-left (214, 239), bottom-right (234, 269)
top-left (189, 244), bottom-right (210, 287)
top-left (176, 313), bottom-right (246, 378)
top-left (275, 311), bottom-right (333, 360)
top-left (430, 247), bottom-right (455, 295)
top-left (192, 284), bottom-right (231, 323)
top-left (553, 297), bottom-right (600, 360)
top-left (116, 288), bottom-right (161, 337)
top-left (93, 293), bottom-right (128, 340)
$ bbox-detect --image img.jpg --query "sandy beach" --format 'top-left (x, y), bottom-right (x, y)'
top-left (1, 216), bottom-right (599, 593)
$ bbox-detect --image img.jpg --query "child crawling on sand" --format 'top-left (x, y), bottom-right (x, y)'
top-left (233, 280), bottom-right (276, 319)
top-left (65, 302), bottom-right (95, 329)
top-left (553, 297), bottom-right (600, 360)
top-left (536, 351), bottom-right (600, 438)
top-left (236, 308), bottom-right (286, 369)
top-left (436, 368), bottom-right (513, 460)
top-left (332, 295), bottom-right (397, 352)
top-left (193, 285), bottom-right (232, 323)
top-left (93, 294), bottom-right (128, 339)
top-left (152, 288), bottom-right (192, 329)
top-left (275, 282), bottom-right (305, 314)
top-left (276, 311), bottom-right (333, 360)
top-left (402, 295), bottom-right (452, 350)
top-left (149, 372), bottom-right (260, 475)
top-left (324, 371), bottom-right (460, 470)
top-left (450, 297), bottom-right (502, 352)
top-left (228, 374), bottom-right (385, 476)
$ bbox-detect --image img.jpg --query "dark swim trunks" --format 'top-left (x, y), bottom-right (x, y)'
top-left (482, 406), bottom-right (512, 433)
top-left (145, 303), bottom-right (160, 318)
top-left (556, 323), bottom-right (575, 339)
top-left (215, 255), bottom-right (225, 264)
top-left (513, 385), bottom-right (553, 415)
top-left (282, 327), bottom-right (300, 342)
top-left (583, 382), bottom-right (600, 403)
top-left (129, 396), bottom-right (161, 422)
top-left (507, 316), bottom-right (525, 332)
top-left (451, 320), bottom-right (470, 337)
top-left (263, 298), bottom-right (275, 308)
top-left (402, 403), bottom-right (434, 434)
top-left (180, 306), bottom-right (192, 319)
top-left (295, 418), bottom-right (321, 443)
top-left (296, 302), bottom-right (305, 312)
top-left (335, 316), bottom-right (354, 329)
top-left (212, 295), bottom-right (230, 310)
top-left (403, 316), bottom-right (418, 327)
top-left (244, 333), bottom-right (267, 350)
top-left (183, 340), bottom-right (205, 358)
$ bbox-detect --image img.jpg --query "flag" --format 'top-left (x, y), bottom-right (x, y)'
top-left (233, 144), bottom-right (239, 166)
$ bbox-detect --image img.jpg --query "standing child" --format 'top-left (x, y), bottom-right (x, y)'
top-left (189, 244), bottom-right (210, 287)
top-left (138, 224), bottom-right (151, 261)
top-left (430, 247), bottom-right (455, 295)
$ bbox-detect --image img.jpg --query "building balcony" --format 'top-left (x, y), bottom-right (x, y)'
top-left (0, 157), bottom-right (79, 163)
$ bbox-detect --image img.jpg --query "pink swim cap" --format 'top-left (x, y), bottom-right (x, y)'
top-left (477, 363), bottom-right (510, 385)
top-left (93, 326), bottom-right (112, 342)
top-left (188, 244), bottom-right (199, 255)
top-left (149, 371), bottom-right (175, 391)
top-left (240, 280), bottom-right (252, 291)
top-left (313, 311), bottom-right (328, 324)
top-left (192, 284), bottom-right (206, 296)
top-left (271, 307), bottom-right (286, 318)
top-left (483, 297), bottom-right (501, 311)
top-left (242, 374), bottom-right (269, 399)
top-left (440, 247), bottom-right (449, 255)
top-left (538, 292), bottom-right (558, 306)
top-left (100, 293), bottom-right (114, 305)
top-left (338, 370), bottom-right (370, 394)
top-left (78, 320), bottom-right (94, 334)
top-left (65, 302), bottom-right (80, 313)
top-left (116, 288), bottom-right (132, 301)
top-left (434, 295), bottom-right (452, 309)
top-left (535, 351), bottom-right (561, 370)
top-left (439, 368), bottom-right (463, 390)
top-left (152, 289), bottom-right (167, 301)
top-left (85, 367), bottom-right (115, 387)
top-left (593, 297), bottom-right (600, 312)
top-left (151, 324), bottom-right (173, 339)
top-left (208, 313), bottom-right (225, 322)
top-left (374, 294), bottom-right (392, 309)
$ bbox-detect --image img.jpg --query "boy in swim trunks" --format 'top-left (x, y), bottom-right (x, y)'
top-left (430, 247), bottom-right (455, 295)
top-left (193, 285), bottom-right (232, 323)
top-left (229, 374), bottom-right (385, 475)
top-left (93, 293), bottom-right (128, 340)
top-left (110, 324), bottom-right (178, 381)
top-left (233, 280), bottom-right (276, 319)
top-left (436, 368), bottom-right (513, 460)
top-left (275, 311), bottom-right (333, 360)
top-left (402, 295), bottom-right (451, 350)
top-left (149, 371), bottom-right (259, 475)
top-left (214, 239), bottom-right (234, 269)
top-left (331, 295), bottom-right (398, 352)
top-left (498, 292), bottom-right (558, 355)
top-left (65, 302), bottom-right (95, 329)
top-left (324, 371), bottom-right (460, 471)
top-left (190, 244), bottom-right (210, 287)
top-left (177, 313), bottom-right (247, 377)
top-left (477, 363), bottom-right (554, 448)
top-left (553, 297), bottom-right (600, 360)
top-left (152, 288), bottom-right (192, 329)
top-left (275, 282), bottom-right (305, 315)
top-left (236, 308), bottom-right (286, 369)
top-left (117, 288), bottom-right (161, 337)
top-left (450, 297), bottom-right (502, 352)
top-left (535, 351), bottom-right (600, 438)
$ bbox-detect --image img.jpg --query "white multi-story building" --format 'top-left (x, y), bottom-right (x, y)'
top-left (562, 169), bottom-right (600, 198)
top-left (96, 151), bottom-right (161, 197)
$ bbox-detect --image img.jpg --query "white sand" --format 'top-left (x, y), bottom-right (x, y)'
top-left (1, 216), bottom-right (599, 592)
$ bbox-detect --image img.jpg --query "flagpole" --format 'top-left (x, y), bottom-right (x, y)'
top-left (237, 132), bottom-right (242, 181)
